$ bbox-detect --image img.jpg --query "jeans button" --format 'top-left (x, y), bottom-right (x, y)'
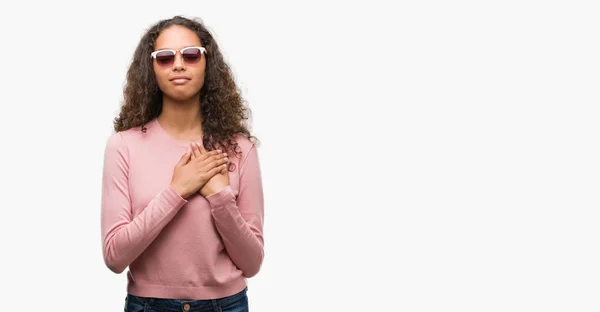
top-left (183, 303), bottom-right (191, 311)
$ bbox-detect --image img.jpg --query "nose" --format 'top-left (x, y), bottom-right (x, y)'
top-left (172, 53), bottom-right (185, 71)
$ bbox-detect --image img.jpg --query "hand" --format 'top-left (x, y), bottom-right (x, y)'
top-left (190, 143), bottom-right (231, 197)
top-left (169, 142), bottom-right (229, 199)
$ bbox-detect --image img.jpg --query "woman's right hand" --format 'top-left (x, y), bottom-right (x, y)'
top-left (170, 142), bottom-right (229, 198)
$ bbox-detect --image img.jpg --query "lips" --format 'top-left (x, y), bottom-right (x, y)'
top-left (170, 76), bottom-right (191, 85)
top-left (170, 76), bottom-right (190, 81)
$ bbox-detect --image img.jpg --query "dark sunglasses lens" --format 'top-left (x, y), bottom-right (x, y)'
top-left (155, 51), bottom-right (175, 66)
top-left (182, 48), bottom-right (202, 63)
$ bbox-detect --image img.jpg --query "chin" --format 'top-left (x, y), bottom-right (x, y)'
top-left (165, 89), bottom-right (201, 102)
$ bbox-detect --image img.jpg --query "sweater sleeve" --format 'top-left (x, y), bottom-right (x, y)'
top-left (205, 143), bottom-right (265, 278)
top-left (100, 133), bottom-right (188, 274)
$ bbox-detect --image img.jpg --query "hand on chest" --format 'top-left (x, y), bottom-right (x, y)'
top-left (127, 149), bottom-right (239, 216)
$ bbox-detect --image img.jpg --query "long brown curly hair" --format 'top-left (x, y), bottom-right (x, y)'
top-left (113, 15), bottom-right (258, 168)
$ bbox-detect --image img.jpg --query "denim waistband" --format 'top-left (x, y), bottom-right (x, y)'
top-left (127, 286), bottom-right (247, 312)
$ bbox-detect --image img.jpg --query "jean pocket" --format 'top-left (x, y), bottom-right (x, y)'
top-left (124, 295), bottom-right (146, 312)
top-left (221, 292), bottom-right (249, 312)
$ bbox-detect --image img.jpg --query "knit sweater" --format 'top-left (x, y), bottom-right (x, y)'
top-left (100, 117), bottom-right (264, 300)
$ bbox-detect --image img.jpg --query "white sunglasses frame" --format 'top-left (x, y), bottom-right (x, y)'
top-left (150, 46), bottom-right (207, 61)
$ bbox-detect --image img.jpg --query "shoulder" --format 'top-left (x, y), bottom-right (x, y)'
top-left (233, 134), bottom-right (255, 150)
top-left (232, 134), bottom-right (258, 158)
top-left (231, 134), bottom-right (261, 170)
top-left (105, 126), bottom-right (145, 149)
top-left (103, 127), bottom-right (147, 167)
top-left (104, 126), bottom-right (146, 158)
top-left (103, 132), bottom-right (128, 164)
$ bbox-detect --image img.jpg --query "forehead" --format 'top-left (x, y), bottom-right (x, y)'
top-left (155, 25), bottom-right (202, 50)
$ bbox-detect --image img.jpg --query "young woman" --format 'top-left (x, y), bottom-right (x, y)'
top-left (100, 15), bottom-right (264, 312)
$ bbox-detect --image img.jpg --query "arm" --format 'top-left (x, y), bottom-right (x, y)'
top-left (205, 144), bottom-right (265, 277)
top-left (100, 133), bottom-right (187, 274)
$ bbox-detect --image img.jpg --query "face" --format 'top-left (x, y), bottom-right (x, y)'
top-left (152, 25), bottom-right (206, 102)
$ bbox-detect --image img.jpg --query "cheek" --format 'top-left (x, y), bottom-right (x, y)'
top-left (153, 68), bottom-right (169, 89)
top-left (194, 74), bottom-right (206, 89)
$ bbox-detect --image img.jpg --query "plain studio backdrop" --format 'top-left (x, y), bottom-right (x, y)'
top-left (0, 1), bottom-right (598, 311)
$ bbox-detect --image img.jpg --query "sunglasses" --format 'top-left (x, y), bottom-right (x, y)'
top-left (150, 46), bottom-right (207, 66)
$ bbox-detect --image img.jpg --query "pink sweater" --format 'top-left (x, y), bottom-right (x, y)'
top-left (100, 118), bottom-right (264, 300)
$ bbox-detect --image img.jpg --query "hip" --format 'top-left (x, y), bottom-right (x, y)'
top-left (125, 287), bottom-right (249, 312)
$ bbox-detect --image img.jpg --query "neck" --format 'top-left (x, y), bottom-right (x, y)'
top-left (157, 94), bottom-right (203, 136)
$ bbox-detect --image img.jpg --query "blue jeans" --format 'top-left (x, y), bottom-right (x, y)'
top-left (124, 287), bottom-right (249, 312)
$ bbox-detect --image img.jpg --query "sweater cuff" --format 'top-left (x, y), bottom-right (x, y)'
top-left (159, 185), bottom-right (188, 208)
top-left (205, 186), bottom-right (235, 207)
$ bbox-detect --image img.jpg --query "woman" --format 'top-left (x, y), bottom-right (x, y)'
top-left (100, 15), bottom-right (264, 312)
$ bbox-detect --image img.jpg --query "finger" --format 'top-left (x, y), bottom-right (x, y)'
top-left (202, 155), bottom-right (228, 172)
top-left (220, 163), bottom-right (228, 174)
top-left (191, 142), bottom-right (201, 159)
top-left (221, 157), bottom-right (229, 172)
top-left (216, 148), bottom-right (227, 158)
top-left (209, 154), bottom-right (229, 166)
top-left (201, 146), bottom-right (225, 156)
top-left (200, 149), bottom-right (223, 161)
top-left (207, 163), bottom-right (228, 177)
top-left (215, 148), bottom-right (227, 158)
top-left (178, 148), bottom-right (192, 166)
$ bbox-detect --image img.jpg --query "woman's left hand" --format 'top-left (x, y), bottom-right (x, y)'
top-left (190, 142), bottom-right (230, 197)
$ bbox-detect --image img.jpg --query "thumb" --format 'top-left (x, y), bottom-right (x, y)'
top-left (177, 148), bottom-right (192, 166)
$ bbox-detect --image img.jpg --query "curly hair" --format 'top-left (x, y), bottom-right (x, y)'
top-left (113, 15), bottom-right (258, 169)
